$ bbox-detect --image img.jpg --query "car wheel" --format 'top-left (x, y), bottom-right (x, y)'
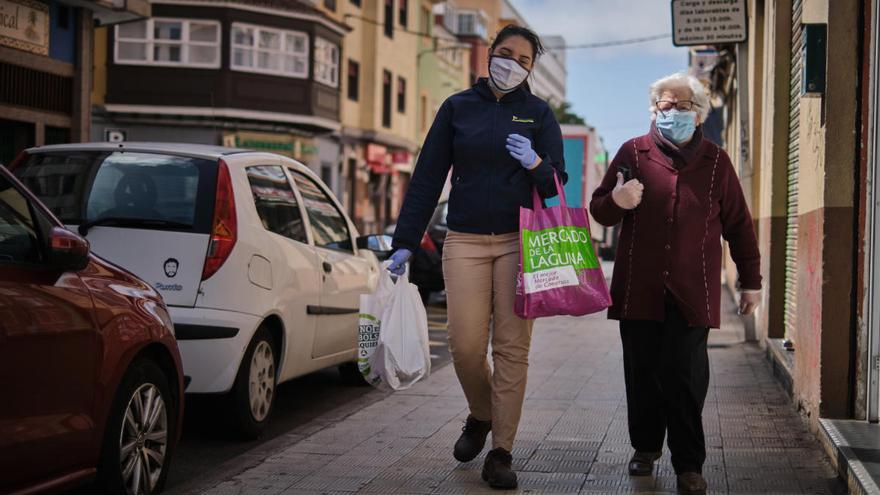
top-left (338, 361), bottom-right (369, 386)
top-left (231, 327), bottom-right (277, 440)
top-left (98, 359), bottom-right (175, 495)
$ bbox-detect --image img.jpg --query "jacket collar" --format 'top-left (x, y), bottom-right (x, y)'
top-left (635, 125), bottom-right (715, 171)
top-left (473, 77), bottom-right (529, 103)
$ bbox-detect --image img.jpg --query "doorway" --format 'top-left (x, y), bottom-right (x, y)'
top-left (0, 119), bottom-right (35, 166)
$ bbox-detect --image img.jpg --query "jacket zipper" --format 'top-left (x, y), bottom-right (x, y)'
top-left (490, 100), bottom-right (500, 234)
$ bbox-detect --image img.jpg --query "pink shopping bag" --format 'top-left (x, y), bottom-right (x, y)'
top-left (515, 174), bottom-right (612, 319)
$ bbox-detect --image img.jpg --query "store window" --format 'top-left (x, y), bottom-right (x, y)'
top-left (115, 18), bottom-right (221, 68)
top-left (231, 23), bottom-right (309, 78)
top-left (324, 0), bottom-right (337, 11)
top-left (314, 37), bottom-right (340, 87)
top-left (347, 60), bottom-right (360, 101)
top-left (350, 0), bottom-right (361, 6)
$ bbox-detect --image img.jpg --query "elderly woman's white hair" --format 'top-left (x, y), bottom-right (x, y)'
top-left (649, 72), bottom-right (711, 123)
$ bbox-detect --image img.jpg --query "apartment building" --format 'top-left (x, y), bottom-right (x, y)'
top-left (316, 0), bottom-right (440, 233)
top-left (445, 0), bottom-right (566, 105)
top-left (91, 0), bottom-right (348, 190)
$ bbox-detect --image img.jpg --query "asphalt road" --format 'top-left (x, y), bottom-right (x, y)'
top-left (66, 299), bottom-right (450, 495)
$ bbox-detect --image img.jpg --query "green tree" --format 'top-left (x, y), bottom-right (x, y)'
top-left (552, 101), bottom-right (586, 125)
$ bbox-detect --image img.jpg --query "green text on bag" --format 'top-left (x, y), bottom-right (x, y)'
top-left (521, 226), bottom-right (599, 273)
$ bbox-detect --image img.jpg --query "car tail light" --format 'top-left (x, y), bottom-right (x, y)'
top-left (202, 160), bottom-right (237, 281)
top-left (420, 233), bottom-right (437, 253)
top-left (7, 150), bottom-right (28, 171)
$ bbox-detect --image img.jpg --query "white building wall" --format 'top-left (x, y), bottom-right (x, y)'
top-left (532, 35), bottom-right (566, 106)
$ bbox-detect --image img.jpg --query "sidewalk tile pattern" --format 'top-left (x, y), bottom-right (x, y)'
top-left (198, 295), bottom-right (842, 495)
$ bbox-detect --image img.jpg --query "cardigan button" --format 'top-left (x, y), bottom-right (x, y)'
top-left (665, 244), bottom-right (671, 250)
top-left (663, 270), bottom-right (670, 277)
top-left (667, 217), bottom-right (674, 224)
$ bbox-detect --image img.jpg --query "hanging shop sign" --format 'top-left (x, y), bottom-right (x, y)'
top-left (223, 131), bottom-right (317, 161)
top-left (0, 0), bottom-right (49, 55)
top-left (671, 0), bottom-right (747, 46)
top-left (366, 143), bottom-right (392, 174)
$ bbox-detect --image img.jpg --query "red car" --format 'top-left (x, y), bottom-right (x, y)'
top-left (0, 164), bottom-right (184, 495)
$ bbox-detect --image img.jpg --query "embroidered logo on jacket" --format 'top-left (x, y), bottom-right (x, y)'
top-left (512, 116), bottom-right (535, 123)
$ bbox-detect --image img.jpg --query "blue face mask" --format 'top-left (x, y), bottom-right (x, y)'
top-left (656, 110), bottom-right (697, 144)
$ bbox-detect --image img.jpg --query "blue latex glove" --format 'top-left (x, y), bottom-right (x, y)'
top-left (387, 248), bottom-right (412, 276)
top-left (506, 134), bottom-right (539, 169)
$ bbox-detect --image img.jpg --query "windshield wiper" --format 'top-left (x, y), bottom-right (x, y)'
top-left (78, 217), bottom-right (193, 236)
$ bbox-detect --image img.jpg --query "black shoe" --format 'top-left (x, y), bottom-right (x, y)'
top-left (481, 448), bottom-right (518, 490)
top-left (677, 472), bottom-right (707, 495)
top-left (628, 451), bottom-right (662, 476)
top-left (453, 415), bottom-right (491, 462)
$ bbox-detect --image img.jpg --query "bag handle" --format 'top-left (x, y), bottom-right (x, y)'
top-left (531, 171), bottom-right (567, 210)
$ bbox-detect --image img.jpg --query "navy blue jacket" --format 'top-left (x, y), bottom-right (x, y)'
top-left (392, 78), bottom-right (567, 251)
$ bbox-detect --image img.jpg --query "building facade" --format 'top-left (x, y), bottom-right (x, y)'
top-left (704, 0), bottom-right (880, 490)
top-left (0, 0), bottom-right (148, 165)
top-left (440, 0), bottom-right (567, 106)
top-left (418, 2), bottom-right (470, 145)
top-left (316, 0), bottom-right (438, 234)
top-left (534, 34), bottom-right (566, 106)
top-left (91, 0), bottom-right (347, 194)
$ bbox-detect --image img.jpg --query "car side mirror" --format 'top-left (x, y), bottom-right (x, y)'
top-left (356, 234), bottom-right (394, 257)
top-left (49, 227), bottom-right (90, 272)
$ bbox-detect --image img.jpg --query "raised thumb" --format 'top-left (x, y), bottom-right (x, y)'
top-left (616, 172), bottom-right (624, 186)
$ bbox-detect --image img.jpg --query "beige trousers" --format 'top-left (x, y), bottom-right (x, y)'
top-left (442, 230), bottom-right (534, 451)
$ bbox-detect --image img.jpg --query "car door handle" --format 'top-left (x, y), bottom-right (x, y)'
top-left (322, 261), bottom-right (333, 273)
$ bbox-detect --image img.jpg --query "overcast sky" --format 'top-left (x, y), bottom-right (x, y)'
top-left (510, 0), bottom-right (690, 154)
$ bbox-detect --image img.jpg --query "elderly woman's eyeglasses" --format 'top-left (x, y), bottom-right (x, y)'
top-left (656, 100), bottom-right (699, 115)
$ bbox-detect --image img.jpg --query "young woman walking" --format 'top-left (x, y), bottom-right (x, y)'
top-left (387, 25), bottom-right (566, 490)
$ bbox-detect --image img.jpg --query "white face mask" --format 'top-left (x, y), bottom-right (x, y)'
top-left (488, 56), bottom-right (530, 93)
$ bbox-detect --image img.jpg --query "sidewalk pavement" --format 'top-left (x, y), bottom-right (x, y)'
top-left (190, 290), bottom-right (842, 495)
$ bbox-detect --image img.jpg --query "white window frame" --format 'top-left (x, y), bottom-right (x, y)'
top-left (114, 18), bottom-right (221, 68)
top-left (230, 22), bottom-right (310, 79)
top-left (313, 37), bottom-right (340, 88)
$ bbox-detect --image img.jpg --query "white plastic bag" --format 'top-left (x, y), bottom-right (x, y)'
top-left (358, 269), bottom-right (394, 387)
top-left (371, 273), bottom-right (431, 391)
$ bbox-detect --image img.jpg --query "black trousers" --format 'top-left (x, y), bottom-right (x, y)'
top-left (619, 296), bottom-right (710, 474)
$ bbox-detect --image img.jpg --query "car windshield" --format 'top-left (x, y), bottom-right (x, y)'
top-left (15, 151), bottom-right (218, 233)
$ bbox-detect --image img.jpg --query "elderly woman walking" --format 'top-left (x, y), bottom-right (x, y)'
top-left (590, 73), bottom-right (761, 495)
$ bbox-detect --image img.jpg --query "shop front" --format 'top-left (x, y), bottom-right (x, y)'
top-left (0, 0), bottom-right (147, 164)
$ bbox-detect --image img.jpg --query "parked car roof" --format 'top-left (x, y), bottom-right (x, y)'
top-left (26, 142), bottom-right (252, 160)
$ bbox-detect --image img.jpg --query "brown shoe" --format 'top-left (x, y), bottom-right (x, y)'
top-left (677, 472), bottom-right (707, 495)
top-left (627, 451), bottom-right (662, 476)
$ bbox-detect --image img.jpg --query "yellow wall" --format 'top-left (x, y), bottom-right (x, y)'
top-left (797, 0), bottom-right (829, 215)
top-left (322, 0), bottom-right (426, 148)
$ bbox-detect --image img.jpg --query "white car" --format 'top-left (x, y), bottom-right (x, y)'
top-left (12, 143), bottom-right (390, 438)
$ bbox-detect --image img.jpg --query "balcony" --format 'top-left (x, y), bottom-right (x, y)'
top-left (102, 2), bottom-right (346, 132)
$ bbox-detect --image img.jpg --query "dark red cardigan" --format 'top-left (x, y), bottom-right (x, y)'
top-left (589, 132), bottom-right (761, 328)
